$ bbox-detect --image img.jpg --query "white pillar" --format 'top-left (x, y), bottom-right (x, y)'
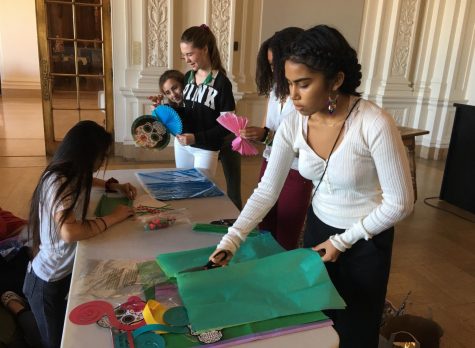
top-left (358, 0), bottom-right (475, 159)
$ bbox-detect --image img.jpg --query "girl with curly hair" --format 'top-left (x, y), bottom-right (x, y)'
top-left (211, 25), bottom-right (414, 348)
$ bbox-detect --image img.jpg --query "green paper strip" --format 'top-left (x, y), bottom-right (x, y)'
top-left (156, 233), bottom-right (284, 278)
top-left (94, 194), bottom-right (132, 217)
top-left (163, 306), bottom-right (189, 326)
top-left (177, 248), bottom-right (345, 333)
top-left (132, 323), bottom-right (189, 338)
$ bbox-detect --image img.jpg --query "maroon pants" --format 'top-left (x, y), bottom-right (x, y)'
top-left (258, 160), bottom-right (313, 250)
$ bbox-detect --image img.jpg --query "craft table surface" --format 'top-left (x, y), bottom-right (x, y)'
top-left (61, 168), bottom-right (339, 348)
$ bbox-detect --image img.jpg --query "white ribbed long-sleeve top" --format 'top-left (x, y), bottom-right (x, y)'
top-left (263, 89), bottom-right (299, 170)
top-left (217, 98), bottom-right (414, 253)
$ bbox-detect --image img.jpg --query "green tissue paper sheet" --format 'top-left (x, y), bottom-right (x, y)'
top-left (176, 248), bottom-right (346, 333)
top-left (156, 233), bottom-right (284, 278)
top-left (94, 194), bottom-right (132, 217)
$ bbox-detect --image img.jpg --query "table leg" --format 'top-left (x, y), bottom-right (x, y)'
top-left (402, 137), bottom-right (417, 202)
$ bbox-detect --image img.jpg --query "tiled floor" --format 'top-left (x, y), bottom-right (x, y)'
top-left (1, 93), bottom-right (474, 347)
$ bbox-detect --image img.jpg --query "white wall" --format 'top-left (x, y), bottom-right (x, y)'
top-left (261, 0), bottom-right (365, 50)
top-left (0, 0), bottom-right (40, 89)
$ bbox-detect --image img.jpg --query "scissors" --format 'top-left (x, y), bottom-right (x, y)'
top-left (179, 250), bottom-right (229, 274)
top-left (209, 218), bottom-right (236, 227)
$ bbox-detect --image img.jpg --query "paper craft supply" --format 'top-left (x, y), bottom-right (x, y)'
top-left (69, 300), bottom-right (145, 332)
top-left (191, 328), bottom-right (223, 344)
top-left (231, 137), bottom-right (260, 156)
top-left (70, 298), bottom-right (188, 348)
top-left (217, 113), bottom-right (259, 156)
top-left (97, 296), bottom-right (145, 329)
top-left (142, 299), bottom-right (168, 330)
top-left (136, 169), bottom-right (224, 201)
top-left (111, 328), bottom-right (134, 348)
top-left (152, 105), bottom-right (183, 136)
top-left (176, 248), bottom-right (345, 333)
top-left (132, 323), bottom-right (189, 335)
top-left (143, 215), bottom-right (176, 231)
top-left (131, 115), bottom-right (170, 150)
top-left (163, 306), bottom-right (189, 326)
top-left (133, 331), bottom-right (165, 348)
top-left (150, 251), bottom-right (334, 347)
top-left (136, 260), bottom-right (170, 301)
top-left (135, 205), bottom-right (170, 216)
top-left (94, 194), bottom-right (132, 217)
top-left (74, 259), bottom-right (161, 301)
top-left (212, 318), bottom-right (332, 347)
top-left (157, 233), bottom-right (284, 278)
top-left (161, 311), bottom-right (331, 348)
top-left (111, 326), bottom-right (168, 348)
top-left (154, 282), bottom-right (182, 308)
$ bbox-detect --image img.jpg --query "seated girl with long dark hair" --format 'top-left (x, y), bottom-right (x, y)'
top-left (24, 120), bottom-right (136, 348)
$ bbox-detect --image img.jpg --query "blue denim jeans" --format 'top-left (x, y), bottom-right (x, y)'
top-left (23, 264), bottom-right (71, 348)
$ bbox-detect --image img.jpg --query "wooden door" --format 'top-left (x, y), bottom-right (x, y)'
top-left (35, 0), bottom-right (114, 155)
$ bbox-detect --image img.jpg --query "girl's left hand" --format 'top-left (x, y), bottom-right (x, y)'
top-left (177, 133), bottom-right (195, 146)
top-left (312, 239), bottom-right (341, 262)
top-left (118, 183), bottom-right (137, 200)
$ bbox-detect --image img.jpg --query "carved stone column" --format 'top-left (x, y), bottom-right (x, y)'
top-left (358, 0), bottom-right (474, 160)
top-left (385, 0), bottom-right (420, 94)
top-left (206, 0), bottom-right (243, 100)
top-left (363, 0), bottom-right (422, 98)
top-left (145, 0), bottom-right (168, 69)
top-left (138, 0), bottom-right (171, 89)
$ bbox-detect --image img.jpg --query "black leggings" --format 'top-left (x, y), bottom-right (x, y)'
top-left (304, 207), bottom-right (394, 348)
top-left (219, 134), bottom-right (242, 210)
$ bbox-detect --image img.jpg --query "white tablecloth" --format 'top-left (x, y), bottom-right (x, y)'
top-left (61, 168), bottom-right (339, 347)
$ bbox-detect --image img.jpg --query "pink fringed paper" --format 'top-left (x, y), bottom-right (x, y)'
top-left (231, 137), bottom-right (259, 156)
top-left (217, 113), bottom-right (259, 156)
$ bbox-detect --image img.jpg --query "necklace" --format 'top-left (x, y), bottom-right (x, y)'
top-left (187, 70), bottom-right (213, 85)
top-left (188, 70), bottom-right (214, 108)
top-left (311, 98), bottom-right (361, 199)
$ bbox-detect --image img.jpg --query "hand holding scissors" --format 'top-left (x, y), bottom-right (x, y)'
top-left (180, 250), bottom-right (231, 274)
top-left (209, 249), bottom-right (233, 267)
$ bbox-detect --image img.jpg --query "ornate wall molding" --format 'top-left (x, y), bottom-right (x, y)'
top-left (145, 0), bottom-right (168, 68)
top-left (391, 0), bottom-right (418, 78)
top-left (209, 0), bottom-right (231, 70)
